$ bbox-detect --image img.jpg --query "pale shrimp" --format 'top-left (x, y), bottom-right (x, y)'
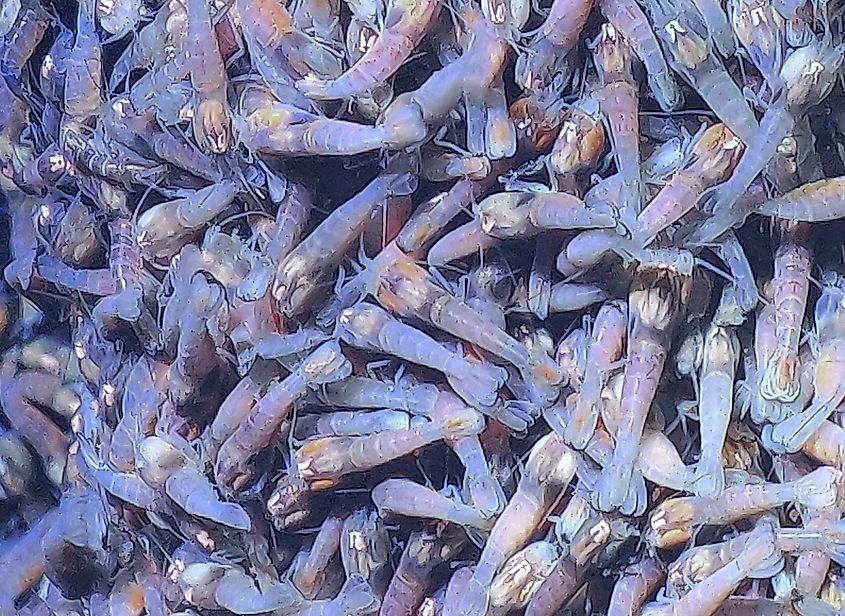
top-left (165, 466), bottom-right (252, 531)
top-left (607, 557), bottom-right (665, 616)
top-left (728, 0), bottom-right (785, 87)
top-left (338, 303), bottom-right (507, 409)
top-left (765, 273), bottom-right (845, 452)
top-left (642, 524), bottom-right (782, 616)
top-left (136, 180), bottom-right (240, 260)
top-left (645, 0), bottom-right (759, 145)
top-left (488, 541), bottom-right (559, 615)
top-left (592, 23), bottom-right (643, 216)
top-left (566, 300), bottom-right (627, 448)
top-left (638, 123), bottom-right (744, 245)
top-left (458, 432), bottom-right (577, 616)
top-left (362, 243), bottom-right (564, 405)
top-left (76, 436), bottom-right (162, 510)
top-left (310, 409), bottom-right (411, 437)
top-left (215, 341), bottom-right (352, 489)
top-left (290, 515), bottom-right (344, 599)
top-left (287, 576), bottom-right (381, 616)
top-left (702, 44), bottom-right (844, 228)
top-left (693, 322), bottom-right (740, 497)
top-left (515, 0), bottom-right (594, 95)
top-left (185, 0), bottom-right (231, 153)
top-left (62, 0), bottom-right (103, 126)
top-left (381, 526), bottom-right (466, 616)
top-left (449, 433), bottom-right (506, 518)
top-left (371, 478), bottom-right (493, 530)
top-left (757, 175), bottom-right (845, 222)
top-left (761, 242), bottom-right (811, 404)
top-left (0, 2), bottom-right (50, 78)
top-left (546, 282), bottom-right (608, 314)
top-left (595, 266), bottom-right (690, 511)
top-left (272, 171), bottom-right (415, 317)
top-left (647, 466), bottom-right (844, 548)
top-left (295, 407), bottom-right (484, 487)
top-left (109, 357), bottom-right (167, 470)
top-left (320, 374), bottom-right (440, 416)
top-left (297, 0), bottom-right (440, 99)
top-left (546, 96), bottom-right (606, 194)
top-left (425, 220), bottom-right (500, 267)
top-left (213, 568), bottom-right (308, 614)
top-left (597, 0), bottom-right (682, 111)
top-left (712, 230), bottom-right (759, 318)
top-left (802, 420), bottom-right (845, 468)
top-left (4, 194), bottom-right (40, 292)
top-left (476, 191), bottom-right (618, 239)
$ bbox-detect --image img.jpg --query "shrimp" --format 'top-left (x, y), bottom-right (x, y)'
top-left (381, 526), bottom-right (466, 616)
top-left (761, 242), bottom-right (811, 404)
top-left (608, 557), bottom-right (666, 616)
top-left (641, 523), bottom-right (782, 616)
top-left (0, 351), bottom-right (68, 486)
top-left (647, 466), bottom-right (843, 548)
top-left (728, 0), bottom-right (785, 87)
top-left (297, 0), bottom-right (440, 99)
top-left (757, 175), bottom-right (845, 222)
top-left (515, 0), bottom-right (594, 95)
top-left (592, 23), bottom-right (643, 217)
top-left (693, 322), bottom-right (740, 497)
top-left (489, 541), bottom-right (559, 615)
top-left (598, 0), bottom-right (682, 111)
top-left (371, 478), bottom-right (493, 530)
top-left (645, 0), bottom-right (759, 145)
top-left (62, 0), bottom-right (103, 127)
top-left (290, 515), bottom-right (344, 599)
top-left (546, 96), bottom-right (606, 194)
top-left (338, 303), bottom-right (507, 409)
top-left (566, 300), bottom-right (627, 448)
top-left (701, 43), bottom-right (844, 231)
top-left (215, 341), bottom-right (352, 489)
top-left (476, 191), bottom-right (618, 239)
top-left (425, 220), bottom-right (500, 266)
top-left (272, 171), bottom-right (415, 316)
top-left (639, 123), bottom-right (743, 245)
top-left (136, 180), bottom-right (240, 260)
top-left (458, 432), bottom-right (577, 616)
top-left (765, 273), bottom-right (845, 452)
top-left (185, 0), bottom-right (231, 153)
top-left (340, 508), bottom-right (391, 593)
top-left (165, 466), bottom-right (252, 531)
top-left (595, 265), bottom-right (690, 512)
top-left (295, 407), bottom-right (484, 487)
top-left (0, 1), bottom-right (50, 78)
top-left (362, 243), bottom-right (564, 406)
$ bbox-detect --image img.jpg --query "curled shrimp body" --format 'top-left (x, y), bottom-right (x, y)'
top-left (297, 0), bottom-right (440, 99)
top-left (757, 175), bottom-right (845, 222)
top-left (728, 0), bottom-right (784, 87)
top-left (337, 302), bottom-right (507, 409)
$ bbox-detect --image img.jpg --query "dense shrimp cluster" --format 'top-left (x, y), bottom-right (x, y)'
top-left (4, 0), bottom-right (845, 613)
